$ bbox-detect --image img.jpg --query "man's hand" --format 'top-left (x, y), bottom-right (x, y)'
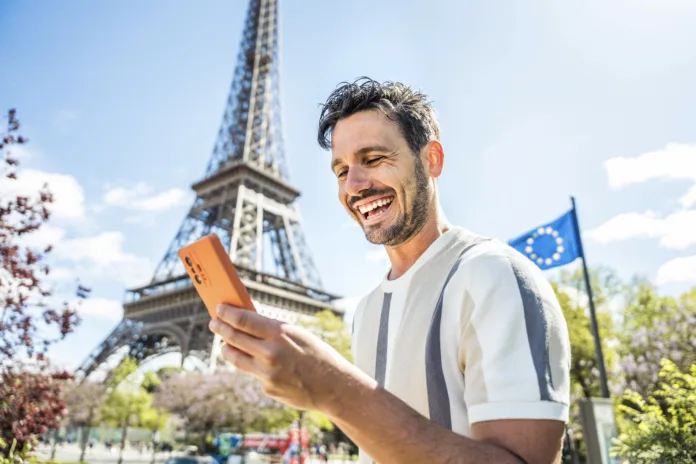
top-left (209, 304), bottom-right (362, 413)
top-left (210, 304), bottom-right (563, 464)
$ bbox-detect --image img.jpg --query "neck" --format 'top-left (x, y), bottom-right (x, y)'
top-left (384, 203), bottom-right (450, 280)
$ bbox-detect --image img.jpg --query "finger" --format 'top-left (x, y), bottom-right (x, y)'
top-left (220, 343), bottom-right (257, 374)
top-left (216, 304), bottom-right (280, 339)
top-left (209, 318), bottom-right (270, 360)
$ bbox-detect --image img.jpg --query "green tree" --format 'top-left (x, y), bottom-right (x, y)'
top-left (551, 268), bottom-right (620, 462)
top-left (300, 309), bottom-right (353, 362)
top-left (244, 310), bottom-right (353, 444)
top-left (0, 109), bottom-right (88, 462)
top-left (100, 357), bottom-right (150, 464)
top-left (611, 359), bottom-right (696, 463)
top-left (139, 406), bottom-right (169, 464)
top-left (141, 371), bottom-right (162, 394)
top-left (551, 281), bottom-right (618, 400)
top-left (154, 371), bottom-right (272, 450)
top-left (558, 265), bottom-right (624, 311)
top-left (295, 309), bottom-right (353, 444)
top-left (618, 282), bottom-right (696, 397)
top-left (62, 380), bottom-right (105, 462)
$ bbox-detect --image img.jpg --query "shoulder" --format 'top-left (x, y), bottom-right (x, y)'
top-left (442, 232), bottom-right (564, 329)
top-left (453, 234), bottom-right (557, 299)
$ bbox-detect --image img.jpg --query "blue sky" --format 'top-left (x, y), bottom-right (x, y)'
top-left (2, 0), bottom-right (696, 371)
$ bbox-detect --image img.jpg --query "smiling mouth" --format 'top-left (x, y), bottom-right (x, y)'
top-left (356, 196), bottom-right (394, 220)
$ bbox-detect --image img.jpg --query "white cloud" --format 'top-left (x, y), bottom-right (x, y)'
top-left (4, 144), bottom-right (34, 160)
top-left (46, 266), bottom-right (77, 282)
top-left (657, 255), bottom-right (696, 285)
top-left (680, 184), bottom-right (696, 208)
top-left (73, 297), bottom-right (124, 321)
top-left (0, 168), bottom-right (85, 220)
top-left (17, 224), bottom-right (67, 251)
top-left (604, 143), bottom-right (696, 201)
top-left (53, 231), bottom-right (152, 287)
top-left (103, 182), bottom-right (190, 212)
top-left (586, 209), bottom-right (696, 250)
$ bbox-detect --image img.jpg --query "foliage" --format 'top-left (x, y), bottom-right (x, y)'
top-left (141, 371), bottom-right (162, 394)
top-left (139, 406), bottom-right (169, 432)
top-left (612, 359), bottom-right (696, 463)
top-left (62, 380), bottom-right (105, 428)
top-left (154, 370), bottom-right (276, 444)
top-left (247, 403), bottom-right (299, 433)
top-left (0, 368), bottom-right (71, 459)
top-left (289, 308), bottom-right (353, 438)
top-left (0, 108), bottom-right (89, 362)
top-left (552, 282), bottom-right (618, 400)
top-left (99, 357), bottom-right (172, 463)
top-left (62, 380), bottom-right (106, 462)
top-left (248, 407), bottom-right (332, 439)
top-left (0, 109), bottom-right (89, 460)
top-left (551, 267), bottom-right (622, 461)
top-left (618, 281), bottom-right (696, 396)
top-left (300, 410), bottom-right (334, 437)
top-left (300, 309), bottom-right (352, 362)
top-left (100, 358), bottom-right (151, 427)
top-left (0, 438), bottom-right (19, 464)
top-left (557, 265), bottom-right (624, 310)
top-left (551, 266), bottom-right (696, 461)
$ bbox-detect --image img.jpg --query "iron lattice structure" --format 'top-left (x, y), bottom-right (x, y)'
top-left (76, 0), bottom-right (339, 380)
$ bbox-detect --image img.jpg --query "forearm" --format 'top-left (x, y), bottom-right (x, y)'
top-left (323, 367), bottom-right (522, 464)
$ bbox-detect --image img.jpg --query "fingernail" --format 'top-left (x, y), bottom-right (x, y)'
top-left (216, 304), bottom-right (223, 315)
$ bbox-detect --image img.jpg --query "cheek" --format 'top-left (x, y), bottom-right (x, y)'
top-left (398, 176), bottom-right (417, 209)
top-left (337, 184), bottom-right (346, 205)
top-left (337, 185), bottom-right (352, 212)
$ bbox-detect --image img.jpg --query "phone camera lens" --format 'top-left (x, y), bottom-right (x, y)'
top-left (185, 257), bottom-right (193, 266)
top-left (195, 275), bottom-right (202, 284)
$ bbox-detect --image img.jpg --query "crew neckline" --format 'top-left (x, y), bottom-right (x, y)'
top-left (380, 227), bottom-right (460, 293)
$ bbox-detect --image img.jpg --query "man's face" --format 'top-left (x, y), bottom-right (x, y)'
top-left (330, 110), bottom-right (432, 246)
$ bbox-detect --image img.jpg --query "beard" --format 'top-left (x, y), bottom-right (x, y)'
top-left (360, 160), bottom-right (431, 247)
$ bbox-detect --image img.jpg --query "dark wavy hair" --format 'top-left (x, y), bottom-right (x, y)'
top-left (317, 77), bottom-right (440, 156)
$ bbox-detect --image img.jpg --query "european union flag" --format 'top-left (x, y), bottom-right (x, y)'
top-left (509, 209), bottom-right (581, 270)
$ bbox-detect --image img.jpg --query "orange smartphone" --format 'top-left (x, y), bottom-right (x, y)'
top-left (178, 234), bottom-right (256, 319)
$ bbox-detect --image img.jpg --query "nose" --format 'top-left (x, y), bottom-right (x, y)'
top-left (344, 166), bottom-right (372, 198)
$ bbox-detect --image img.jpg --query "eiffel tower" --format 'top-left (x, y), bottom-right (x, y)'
top-left (76, 0), bottom-right (339, 380)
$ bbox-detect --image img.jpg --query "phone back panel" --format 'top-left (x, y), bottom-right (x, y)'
top-left (178, 234), bottom-right (256, 319)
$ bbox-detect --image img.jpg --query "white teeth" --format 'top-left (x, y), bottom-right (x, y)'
top-left (358, 197), bottom-right (393, 214)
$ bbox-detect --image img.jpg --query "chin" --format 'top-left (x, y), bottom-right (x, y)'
top-left (362, 222), bottom-right (399, 246)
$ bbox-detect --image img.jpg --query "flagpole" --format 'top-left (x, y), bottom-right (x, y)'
top-left (570, 196), bottom-right (610, 399)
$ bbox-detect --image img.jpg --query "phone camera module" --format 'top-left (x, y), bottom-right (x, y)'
top-left (185, 256), bottom-right (193, 267)
top-left (195, 274), bottom-right (202, 284)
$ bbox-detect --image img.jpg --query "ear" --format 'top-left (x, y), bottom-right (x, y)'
top-left (422, 141), bottom-right (444, 178)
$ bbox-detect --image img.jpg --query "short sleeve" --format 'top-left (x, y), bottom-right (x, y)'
top-left (456, 242), bottom-right (571, 424)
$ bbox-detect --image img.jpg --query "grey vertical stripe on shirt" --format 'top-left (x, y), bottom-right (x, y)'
top-left (425, 238), bottom-right (490, 430)
top-left (375, 292), bottom-right (392, 388)
top-left (506, 250), bottom-right (558, 403)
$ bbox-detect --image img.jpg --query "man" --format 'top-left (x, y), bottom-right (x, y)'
top-left (210, 77), bottom-right (571, 463)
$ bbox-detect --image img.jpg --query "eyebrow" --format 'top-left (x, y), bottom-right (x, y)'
top-left (331, 145), bottom-right (392, 171)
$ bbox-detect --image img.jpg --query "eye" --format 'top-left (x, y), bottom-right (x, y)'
top-left (366, 156), bottom-right (385, 165)
top-left (336, 168), bottom-right (347, 179)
